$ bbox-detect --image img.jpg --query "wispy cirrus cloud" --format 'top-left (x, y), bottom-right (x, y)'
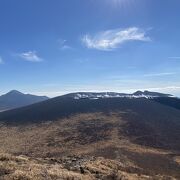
top-left (58, 39), bottom-right (72, 50)
top-left (81, 27), bottom-right (151, 51)
top-left (18, 51), bottom-right (43, 62)
top-left (0, 57), bottom-right (4, 64)
top-left (143, 72), bottom-right (177, 77)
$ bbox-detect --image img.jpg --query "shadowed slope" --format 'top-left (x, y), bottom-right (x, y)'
top-left (152, 97), bottom-right (180, 111)
top-left (0, 97), bottom-right (180, 151)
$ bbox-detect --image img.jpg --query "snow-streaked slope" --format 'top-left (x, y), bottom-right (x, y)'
top-left (64, 91), bottom-right (173, 100)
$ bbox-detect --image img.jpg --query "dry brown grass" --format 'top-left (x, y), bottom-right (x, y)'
top-left (174, 156), bottom-right (180, 165)
top-left (0, 112), bottom-right (179, 179)
top-left (0, 153), bottom-right (177, 180)
top-left (0, 153), bottom-right (92, 180)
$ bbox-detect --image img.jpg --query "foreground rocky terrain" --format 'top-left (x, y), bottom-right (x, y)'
top-left (0, 153), bottom-right (179, 180)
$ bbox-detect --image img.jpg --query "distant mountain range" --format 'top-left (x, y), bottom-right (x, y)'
top-left (0, 90), bottom-right (49, 111)
top-left (64, 90), bottom-right (173, 99)
top-left (0, 90), bottom-right (174, 112)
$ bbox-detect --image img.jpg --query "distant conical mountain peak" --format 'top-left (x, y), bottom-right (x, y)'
top-left (7, 90), bottom-right (23, 95)
top-left (0, 90), bottom-right (49, 111)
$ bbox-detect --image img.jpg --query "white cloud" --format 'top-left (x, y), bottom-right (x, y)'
top-left (18, 51), bottom-right (43, 62)
top-left (81, 27), bottom-right (151, 51)
top-left (0, 57), bottom-right (4, 64)
top-left (58, 39), bottom-right (72, 50)
top-left (143, 72), bottom-right (176, 77)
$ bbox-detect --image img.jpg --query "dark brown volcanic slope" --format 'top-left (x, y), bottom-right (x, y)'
top-left (0, 97), bottom-right (180, 150)
top-left (0, 97), bottom-right (180, 179)
top-left (152, 97), bottom-right (180, 111)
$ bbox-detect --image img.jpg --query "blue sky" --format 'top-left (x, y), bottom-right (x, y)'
top-left (0, 0), bottom-right (180, 97)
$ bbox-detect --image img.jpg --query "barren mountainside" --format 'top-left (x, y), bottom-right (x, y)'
top-left (0, 95), bottom-right (180, 179)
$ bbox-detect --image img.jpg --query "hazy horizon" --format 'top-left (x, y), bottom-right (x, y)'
top-left (0, 88), bottom-right (178, 98)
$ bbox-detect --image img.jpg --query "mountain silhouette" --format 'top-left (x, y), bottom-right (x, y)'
top-left (0, 90), bottom-right (49, 111)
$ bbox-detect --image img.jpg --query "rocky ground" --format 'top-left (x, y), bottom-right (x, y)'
top-left (0, 153), bottom-right (178, 180)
